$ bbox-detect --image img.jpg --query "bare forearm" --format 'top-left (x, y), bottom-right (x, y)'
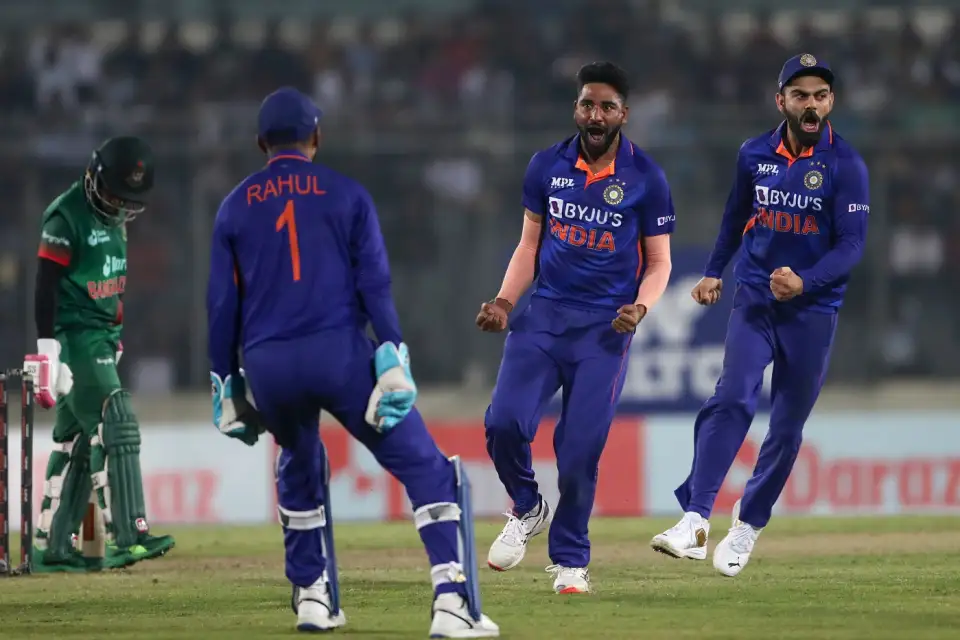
top-left (635, 235), bottom-right (672, 311)
top-left (496, 211), bottom-right (541, 305)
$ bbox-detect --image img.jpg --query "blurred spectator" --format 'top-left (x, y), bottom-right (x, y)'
top-left (0, 3), bottom-right (959, 387)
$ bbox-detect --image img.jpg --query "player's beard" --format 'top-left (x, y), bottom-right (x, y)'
top-left (578, 123), bottom-right (621, 161)
top-left (786, 108), bottom-right (826, 149)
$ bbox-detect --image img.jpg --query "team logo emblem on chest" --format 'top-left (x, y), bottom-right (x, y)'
top-left (803, 170), bottom-right (823, 190)
top-left (602, 182), bottom-right (625, 205)
top-left (803, 161), bottom-right (828, 190)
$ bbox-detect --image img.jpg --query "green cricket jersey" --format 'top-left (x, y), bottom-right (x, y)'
top-left (37, 182), bottom-right (127, 337)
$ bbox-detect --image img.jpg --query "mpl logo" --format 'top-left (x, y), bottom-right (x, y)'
top-left (550, 177), bottom-right (575, 189)
top-left (757, 163), bottom-right (779, 176)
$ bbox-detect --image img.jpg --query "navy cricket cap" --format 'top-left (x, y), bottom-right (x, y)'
top-left (778, 54), bottom-right (834, 91)
top-left (257, 87), bottom-right (322, 146)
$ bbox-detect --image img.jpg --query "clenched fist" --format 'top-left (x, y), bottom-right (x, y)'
top-left (612, 304), bottom-right (647, 334)
top-left (770, 267), bottom-right (803, 301)
top-left (476, 298), bottom-right (513, 333)
top-left (691, 277), bottom-right (723, 306)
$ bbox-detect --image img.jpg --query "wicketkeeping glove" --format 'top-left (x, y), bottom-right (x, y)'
top-left (365, 342), bottom-right (417, 432)
top-left (211, 369), bottom-right (264, 446)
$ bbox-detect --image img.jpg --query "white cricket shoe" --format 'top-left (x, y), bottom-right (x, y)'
top-left (650, 511), bottom-right (710, 560)
top-left (428, 593), bottom-right (500, 638)
top-left (546, 565), bottom-right (590, 594)
top-left (713, 498), bottom-right (762, 577)
top-left (487, 496), bottom-right (552, 571)
top-left (293, 573), bottom-right (347, 633)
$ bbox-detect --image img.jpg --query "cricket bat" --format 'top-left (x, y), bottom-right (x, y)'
top-left (78, 494), bottom-right (105, 559)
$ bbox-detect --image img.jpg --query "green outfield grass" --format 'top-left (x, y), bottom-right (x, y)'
top-left (1, 516), bottom-right (959, 639)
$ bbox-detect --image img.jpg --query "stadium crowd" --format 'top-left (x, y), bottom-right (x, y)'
top-left (0, 0), bottom-right (958, 387)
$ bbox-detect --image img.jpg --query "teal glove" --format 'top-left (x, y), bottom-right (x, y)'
top-left (211, 370), bottom-right (265, 446)
top-left (364, 342), bottom-right (417, 432)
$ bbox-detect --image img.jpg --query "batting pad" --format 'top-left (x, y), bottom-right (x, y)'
top-left (453, 455), bottom-right (483, 622)
top-left (36, 435), bottom-right (93, 556)
top-left (89, 389), bottom-right (147, 548)
top-left (288, 441), bottom-right (341, 617)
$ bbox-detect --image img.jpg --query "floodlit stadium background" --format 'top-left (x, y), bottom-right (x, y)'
top-left (1, 0), bottom-right (958, 526)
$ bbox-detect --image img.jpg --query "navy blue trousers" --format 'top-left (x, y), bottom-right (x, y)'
top-left (484, 296), bottom-right (632, 568)
top-left (675, 283), bottom-right (838, 528)
top-left (244, 328), bottom-right (463, 596)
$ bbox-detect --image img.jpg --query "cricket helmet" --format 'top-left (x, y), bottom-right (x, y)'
top-left (85, 135), bottom-right (155, 225)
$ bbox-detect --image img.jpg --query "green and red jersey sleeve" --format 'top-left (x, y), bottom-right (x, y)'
top-left (38, 212), bottom-right (77, 267)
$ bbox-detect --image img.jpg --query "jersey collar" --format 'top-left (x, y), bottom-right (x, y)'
top-left (768, 121), bottom-right (833, 165)
top-left (267, 150), bottom-right (312, 165)
top-left (563, 133), bottom-right (634, 187)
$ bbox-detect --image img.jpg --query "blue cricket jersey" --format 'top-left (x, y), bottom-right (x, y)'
top-left (206, 151), bottom-right (402, 378)
top-left (704, 123), bottom-right (870, 311)
top-left (522, 134), bottom-right (676, 310)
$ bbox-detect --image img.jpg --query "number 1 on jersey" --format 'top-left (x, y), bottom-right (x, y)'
top-left (276, 200), bottom-right (301, 281)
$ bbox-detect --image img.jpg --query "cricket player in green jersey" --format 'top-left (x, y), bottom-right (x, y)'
top-left (24, 136), bottom-right (176, 572)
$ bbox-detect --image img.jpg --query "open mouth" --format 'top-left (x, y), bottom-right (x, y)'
top-left (585, 126), bottom-right (606, 144)
top-left (800, 112), bottom-right (820, 133)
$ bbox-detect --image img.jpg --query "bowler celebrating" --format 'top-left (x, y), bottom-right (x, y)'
top-left (651, 55), bottom-right (869, 576)
top-left (476, 62), bottom-right (675, 594)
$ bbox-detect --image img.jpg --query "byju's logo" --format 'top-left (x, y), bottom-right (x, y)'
top-left (754, 186), bottom-right (822, 211)
top-left (548, 196), bottom-right (565, 217)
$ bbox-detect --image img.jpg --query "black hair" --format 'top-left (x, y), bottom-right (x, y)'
top-left (577, 62), bottom-right (630, 102)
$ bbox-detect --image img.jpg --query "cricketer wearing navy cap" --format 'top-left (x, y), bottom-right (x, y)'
top-left (778, 52), bottom-right (834, 91)
top-left (257, 86), bottom-right (323, 150)
top-left (652, 54), bottom-right (870, 578)
top-left (207, 85), bottom-right (500, 636)
top-left (776, 53), bottom-right (835, 150)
